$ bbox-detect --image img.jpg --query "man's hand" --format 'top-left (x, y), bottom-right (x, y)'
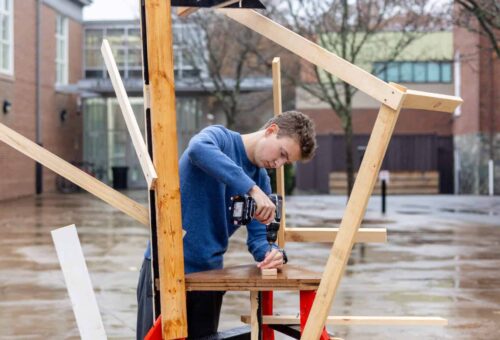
top-left (257, 248), bottom-right (284, 270)
top-left (248, 185), bottom-right (275, 225)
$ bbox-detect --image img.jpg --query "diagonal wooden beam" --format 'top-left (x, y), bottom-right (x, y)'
top-left (177, 6), bottom-right (198, 17)
top-left (218, 9), bottom-right (405, 111)
top-left (241, 315), bottom-right (448, 326)
top-left (0, 122), bottom-right (149, 225)
top-left (403, 89), bottom-right (463, 113)
top-left (272, 57), bottom-right (287, 248)
top-left (177, 0), bottom-right (241, 18)
top-left (302, 86), bottom-right (407, 339)
top-left (101, 39), bottom-right (158, 190)
top-left (285, 228), bottom-right (387, 243)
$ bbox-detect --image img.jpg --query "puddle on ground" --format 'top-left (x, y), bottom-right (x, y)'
top-left (440, 208), bottom-right (498, 216)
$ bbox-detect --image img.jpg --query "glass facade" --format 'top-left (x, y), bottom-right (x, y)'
top-left (83, 96), bottom-right (204, 188)
top-left (82, 21), bottom-right (207, 189)
top-left (373, 61), bottom-right (453, 83)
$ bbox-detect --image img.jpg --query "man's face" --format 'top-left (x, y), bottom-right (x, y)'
top-left (255, 125), bottom-right (302, 169)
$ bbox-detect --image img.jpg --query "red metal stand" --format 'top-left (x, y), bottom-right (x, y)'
top-left (262, 291), bottom-right (275, 340)
top-left (300, 291), bottom-right (330, 340)
top-left (145, 316), bottom-right (162, 340)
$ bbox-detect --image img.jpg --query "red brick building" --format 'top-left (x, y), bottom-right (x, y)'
top-left (0, 0), bottom-right (89, 201)
top-left (295, 32), bottom-right (457, 194)
top-left (453, 19), bottom-right (499, 194)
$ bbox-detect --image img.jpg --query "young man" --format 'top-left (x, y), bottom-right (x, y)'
top-left (137, 110), bottom-right (316, 339)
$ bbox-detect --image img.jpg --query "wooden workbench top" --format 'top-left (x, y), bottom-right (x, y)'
top-left (185, 264), bottom-right (322, 291)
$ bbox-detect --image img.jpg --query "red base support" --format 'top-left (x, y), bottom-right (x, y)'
top-left (300, 291), bottom-right (330, 340)
top-left (145, 315), bottom-right (162, 340)
top-left (262, 291), bottom-right (275, 340)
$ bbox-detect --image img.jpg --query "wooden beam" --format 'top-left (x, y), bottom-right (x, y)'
top-left (177, 0), bottom-right (241, 18)
top-left (51, 225), bottom-right (107, 340)
top-left (241, 315), bottom-right (448, 326)
top-left (144, 0), bottom-right (187, 338)
top-left (403, 89), bottom-right (463, 113)
top-left (285, 228), bottom-right (387, 243)
top-left (0, 122), bottom-right (149, 225)
top-left (272, 57), bottom-right (287, 248)
top-left (177, 7), bottom-right (198, 17)
top-left (302, 86), bottom-right (407, 339)
top-left (218, 9), bottom-right (405, 111)
top-left (101, 39), bottom-right (157, 190)
top-left (250, 291), bottom-right (259, 340)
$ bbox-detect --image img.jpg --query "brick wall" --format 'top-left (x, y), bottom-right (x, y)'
top-left (0, 1), bottom-right (82, 201)
top-left (302, 107), bottom-right (453, 136)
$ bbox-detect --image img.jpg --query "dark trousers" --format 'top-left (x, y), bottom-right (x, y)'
top-left (137, 258), bottom-right (224, 340)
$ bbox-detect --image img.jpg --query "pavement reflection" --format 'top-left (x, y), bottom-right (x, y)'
top-left (0, 192), bottom-right (499, 339)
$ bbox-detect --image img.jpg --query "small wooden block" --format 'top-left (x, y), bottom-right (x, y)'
top-left (261, 268), bottom-right (277, 276)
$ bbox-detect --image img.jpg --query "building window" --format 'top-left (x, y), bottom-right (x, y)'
top-left (84, 26), bottom-right (142, 79)
top-left (0, 0), bottom-right (13, 75)
top-left (173, 23), bottom-right (205, 79)
top-left (56, 15), bottom-right (69, 85)
top-left (83, 23), bottom-right (207, 80)
top-left (373, 61), bottom-right (453, 83)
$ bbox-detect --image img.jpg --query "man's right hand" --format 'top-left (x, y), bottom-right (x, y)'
top-left (248, 185), bottom-right (276, 225)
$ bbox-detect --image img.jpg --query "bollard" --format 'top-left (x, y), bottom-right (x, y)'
top-left (381, 179), bottom-right (386, 214)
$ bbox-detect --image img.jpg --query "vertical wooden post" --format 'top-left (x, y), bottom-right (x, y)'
top-left (272, 57), bottom-right (286, 248)
top-left (301, 86), bottom-right (406, 339)
top-left (144, 0), bottom-right (187, 339)
top-left (250, 291), bottom-right (259, 340)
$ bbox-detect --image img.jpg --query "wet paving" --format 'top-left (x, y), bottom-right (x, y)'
top-left (1, 192), bottom-right (499, 339)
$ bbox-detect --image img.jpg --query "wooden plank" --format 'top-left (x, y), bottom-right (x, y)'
top-left (218, 9), bottom-right (405, 110)
top-left (329, 180), bottom-right (439, 188)
top-left (261, 268), bottom-right (278, 276)
top-left (51, 225), bottom-right (107, 340)
top-left (101, 39), bottom-right (157, 190)
top-left (177, 7), bottom-right (198, 17)
top-left (403, 89), bottom-right (463, 113)
top-left (185, 264), bottom-right (321, 291)
top-left (0, 122), bottom-right (149, 225)
top-left (177, 1), bottom-right (241, 18)
top-left (330, 188), bottom-right (439, 195)
top-left (250, 291), bottom-right (259, 340)
top-left (285, 228), bottom-right (387, 243)
top-left (186, 284), bottom-right (319, 292)
top-left (144, 0), bottom-right (187, 338)
top-left (330, 171), bottom-right (440, 180)
top-left (241, 315), bottom-right (448, 326)
top-left (186, 264), bottom-right (321, 285)
top-left (302, 87), bottom-right (406, 339)
top-left (272, 57), bottom-right (287, 248)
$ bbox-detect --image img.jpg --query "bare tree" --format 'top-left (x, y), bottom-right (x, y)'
top-left (254, 0), bottom-right (448, 195)
top-left (454, 0), bottom-right (500, 58)
top-left (177, 11), bottom-right (281, 130)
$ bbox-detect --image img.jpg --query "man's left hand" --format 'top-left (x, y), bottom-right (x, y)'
top-left (257, 248), bottom-right (284, 270)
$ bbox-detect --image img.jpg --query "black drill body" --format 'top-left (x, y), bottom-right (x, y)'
top-left (230, 194), bottom-right (282, 248)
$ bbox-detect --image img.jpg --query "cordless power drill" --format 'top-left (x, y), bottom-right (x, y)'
top-left (230, 194), bottom-right (282, 251)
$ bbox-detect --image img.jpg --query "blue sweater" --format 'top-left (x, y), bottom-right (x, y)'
top-left (145, 125), bottom-right (271, 274)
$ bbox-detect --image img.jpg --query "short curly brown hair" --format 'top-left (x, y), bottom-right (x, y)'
top-left (263, 111), bottom-right (317, 161)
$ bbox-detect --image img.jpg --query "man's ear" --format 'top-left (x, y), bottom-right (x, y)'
top-left (265, 123), bottom-right (279, 136)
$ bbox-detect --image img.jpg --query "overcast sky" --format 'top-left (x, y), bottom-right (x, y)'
top-left (83, 0), bottom-right (140, 20)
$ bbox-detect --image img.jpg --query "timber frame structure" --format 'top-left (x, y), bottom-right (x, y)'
top-left (0, 1), bottom-right (462, 339)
